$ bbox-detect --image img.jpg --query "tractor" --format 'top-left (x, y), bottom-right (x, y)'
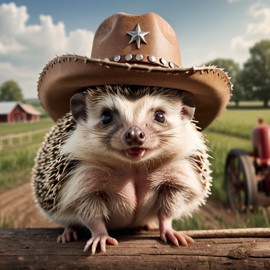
top-left (225, 118), bottom-right (270, 211)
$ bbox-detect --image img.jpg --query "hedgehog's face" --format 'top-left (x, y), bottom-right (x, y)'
top-left (68, 86), bottom-right (195, 164)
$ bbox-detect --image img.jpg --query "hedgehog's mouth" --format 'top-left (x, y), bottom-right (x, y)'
top-left (125, 147), bottom-right (147, 158)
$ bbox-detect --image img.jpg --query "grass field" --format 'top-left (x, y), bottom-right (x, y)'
top-left (1, 108), bottom-right (270, 229)
top-left (206, 109), bottom-right (269, 138)
top-left (0, 118), bottom-right (53, 191)
top-left (0, 118), bottom-right (53, 136)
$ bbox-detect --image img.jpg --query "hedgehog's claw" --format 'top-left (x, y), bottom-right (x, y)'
top-left (83, 234), bottom-right (118, 255)
top-left (57, 226), bottom-right (78, 244)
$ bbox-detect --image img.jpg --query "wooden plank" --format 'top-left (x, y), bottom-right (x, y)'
top-left (0, 228), bottom-right (270, 269)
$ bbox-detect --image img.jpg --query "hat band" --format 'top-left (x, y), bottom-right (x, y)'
top-left (104, 54), bottom-right (179, 68)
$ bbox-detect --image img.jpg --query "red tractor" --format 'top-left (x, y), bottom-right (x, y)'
top-left (225, 118), bottom-right (270, 210)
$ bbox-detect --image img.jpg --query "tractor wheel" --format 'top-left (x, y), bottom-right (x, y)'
top-left (225, 149), bottom-right (257, 211)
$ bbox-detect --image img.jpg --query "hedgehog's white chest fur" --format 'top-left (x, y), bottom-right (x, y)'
top-left (58, 164), bottom-right (155, 229)
top-left (56, 156), bottom-right (204, 230)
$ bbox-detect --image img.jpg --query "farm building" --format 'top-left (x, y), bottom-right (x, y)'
top-left (0, 102), bottom-right (40, 123)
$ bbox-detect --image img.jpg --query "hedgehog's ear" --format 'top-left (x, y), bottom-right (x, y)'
top-left (181, 105), bottom-right (195, 120)
top-left (70, 92), bottom-right (88, 122)
top-left (180, 92), bottom-right (196, 121)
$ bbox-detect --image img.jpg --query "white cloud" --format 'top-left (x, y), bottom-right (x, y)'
top-left (230, 2), bottom-right (270, 63)
top-left (0, 3), bottom-right (28, 36)
top-left (0, 2), bottom-right (94, 98)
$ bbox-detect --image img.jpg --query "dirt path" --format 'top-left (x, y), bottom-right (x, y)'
top-left (0, 181), bottom-right (56, 228)
top-left (0, 181), bottom-right (236, 229)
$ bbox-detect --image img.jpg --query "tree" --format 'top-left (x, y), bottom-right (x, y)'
top-left (241, 40), bottom-right (270, 107)
top-left (204, 58), bottom-right (243, 106)
top-left (0, 80), bottom-right (24, 102)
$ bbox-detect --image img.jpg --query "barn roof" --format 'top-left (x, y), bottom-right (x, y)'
top-left (0, 102), bottom-right (41, 115)
top-left (0, 101), bottom-right (17, 114)
top-left (20, 104), bottom-right (40, 115)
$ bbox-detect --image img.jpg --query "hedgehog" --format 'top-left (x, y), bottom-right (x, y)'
top-left (32, 85), bottom-right (212, 255)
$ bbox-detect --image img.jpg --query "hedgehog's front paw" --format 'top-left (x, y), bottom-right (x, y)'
top-left (159, 216), bottom-right (194, 246)
top-left (160, 229), bottom-right (194, 246)
top-left (83, 234), bottom-right (118, 255)
top-left (57, 226), bottom-right (78, 244)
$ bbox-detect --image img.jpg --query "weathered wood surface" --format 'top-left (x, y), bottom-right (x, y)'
top-left (1, 228), bottom-right (270, 269)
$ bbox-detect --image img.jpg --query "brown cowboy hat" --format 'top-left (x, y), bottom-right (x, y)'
top-left (38, 12), bottom-right (231, 130)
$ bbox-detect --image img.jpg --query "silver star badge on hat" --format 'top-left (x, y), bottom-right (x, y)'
top-left (127, 23), bottom-right (149, 49)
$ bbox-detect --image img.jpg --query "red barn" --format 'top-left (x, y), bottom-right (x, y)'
top-left (0, 102), bottom-right (40, 123)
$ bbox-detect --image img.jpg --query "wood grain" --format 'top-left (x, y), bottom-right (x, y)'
top-left (1, 228), bottom-right (270, 269)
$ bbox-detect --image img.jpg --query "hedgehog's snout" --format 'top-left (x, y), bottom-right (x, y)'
top-left (124, 125), bottom-right (146, 146)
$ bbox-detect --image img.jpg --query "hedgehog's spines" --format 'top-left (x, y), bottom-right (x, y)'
top-left (32, 112), bottom-right (78, 212)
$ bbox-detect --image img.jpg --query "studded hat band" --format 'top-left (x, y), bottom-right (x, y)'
top-left (104, 54), bottom-right (179, 68)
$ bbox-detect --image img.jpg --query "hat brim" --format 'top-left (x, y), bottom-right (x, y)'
top-left (38, 54), bottom-right (231, 130)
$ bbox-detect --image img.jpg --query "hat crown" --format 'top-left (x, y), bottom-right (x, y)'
top-left (91, 13), bottom-right (182, 68)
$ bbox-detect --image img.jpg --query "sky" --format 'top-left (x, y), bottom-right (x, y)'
top-left (0, 0), bottom-right (269, 98)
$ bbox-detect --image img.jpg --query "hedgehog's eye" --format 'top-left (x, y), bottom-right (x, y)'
top-left (101, 110), bottom-right (113, 125)
top-left (154, 110), bottom-right (165, 123)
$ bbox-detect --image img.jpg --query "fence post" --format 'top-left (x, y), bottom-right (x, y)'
top-left (0, 129), bottom-right (49, 151)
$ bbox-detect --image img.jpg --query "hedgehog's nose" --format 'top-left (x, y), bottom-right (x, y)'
top-left (125, 126), bottom-right (145, 146)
